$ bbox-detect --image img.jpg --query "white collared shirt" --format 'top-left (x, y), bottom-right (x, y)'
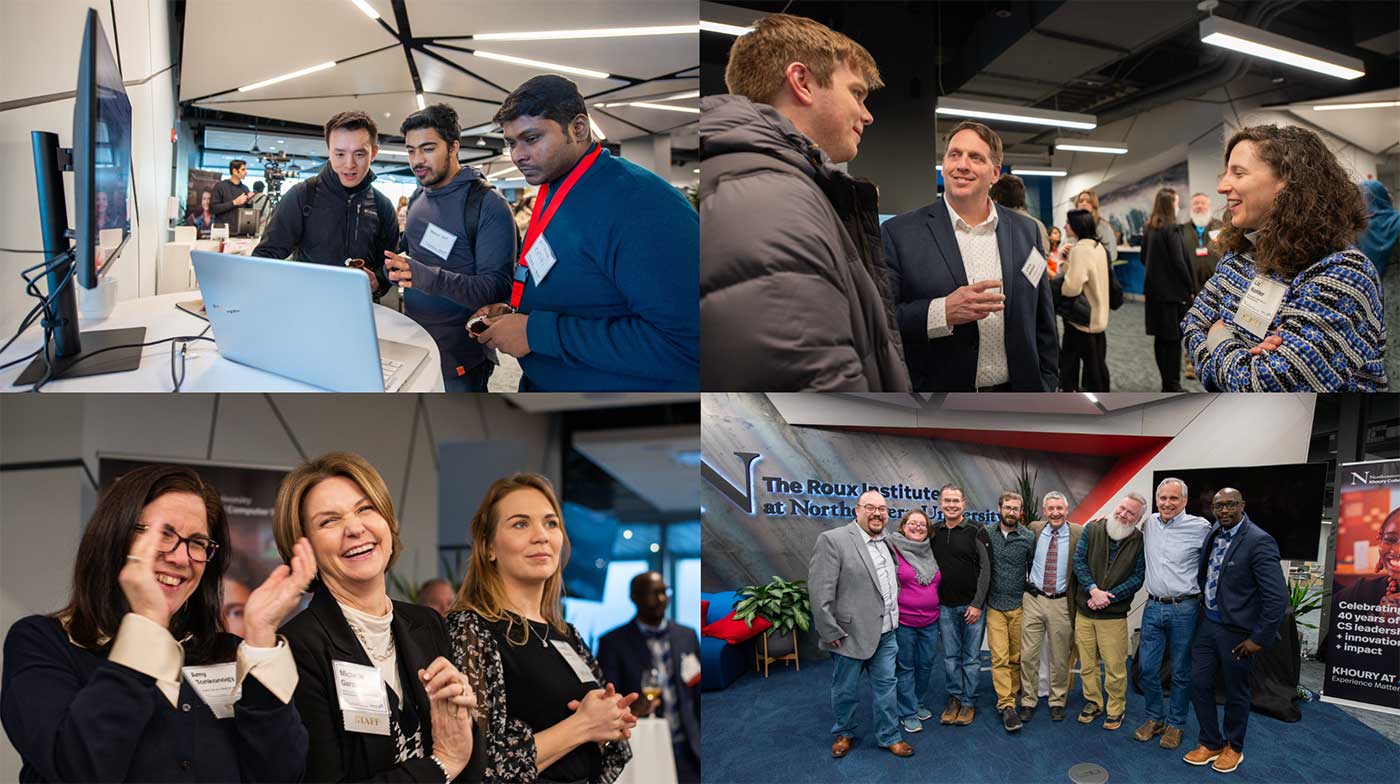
top-left (926, 199), bottom-right (1009, 387)
top-left (859, 526), bottom-right (900, 633)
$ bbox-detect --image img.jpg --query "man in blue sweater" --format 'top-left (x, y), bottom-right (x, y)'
top-left (384, 103), bottom-right (515, 390)
top-left (470, 75), bottom-right (699, 391)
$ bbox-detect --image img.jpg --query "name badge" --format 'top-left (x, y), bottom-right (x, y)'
top-left (1021, 248), bottom-right (1047, 288)
top-left (1195, 246), bottom-right (1209, 257)
top-left (526, 234), bottom-right (559, 287)
top-left (332, 660), bottom-right (391, 736)
top-left (1232, 274), bottom-right (1288, 340)
top-left (1208, 229), bottom-right (1221, 241)
top-left (420, 222), bottom-right (458, 261)
top-left (679, 652), bottom-right (702, 688)
top-left (550, 639), bottom-right (599, 685)
top-left (182, 663), bottom-right (240, 720)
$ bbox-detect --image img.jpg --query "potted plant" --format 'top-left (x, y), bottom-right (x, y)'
top-left (1015, 458), bottom-right (1038, 519)
top-left (732, 576), bottom-right (811, 677)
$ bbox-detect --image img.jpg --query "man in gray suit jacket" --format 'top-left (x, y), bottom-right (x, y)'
top-left (809, 491), bottom-right (914, 759)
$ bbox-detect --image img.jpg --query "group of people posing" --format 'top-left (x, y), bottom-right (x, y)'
top-left (808, 479), bottom-right (1288, 775)
top-left (210, 74), bottom-right (697, 392)
top-left (1, 454), bottom-right (693, 784)
top-left (699, 13), bottom-right (1389, 393)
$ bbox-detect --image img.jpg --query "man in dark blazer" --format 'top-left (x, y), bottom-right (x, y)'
top-left (1184, 488), bottom-right (1287, 775)
top-left (882, 121), bottom-right (1059, 391)
top-left (597, 571), bottom-right (701, 783)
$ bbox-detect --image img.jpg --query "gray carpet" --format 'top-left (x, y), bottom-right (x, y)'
top-left (1300, 658), bottom-right (1400, 744)
top-left (1383, 261), bottom-right (1398, 389)
top-left (1093, 298), bottom-right (1206, 392)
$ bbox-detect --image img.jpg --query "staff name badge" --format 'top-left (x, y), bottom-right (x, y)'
top-left (332, 660), bottom-right (391, 736)
top-left (549, 640), bottom-right (599, 685)
top-left (526, 235), bottom-right (559, 287)
top-left (182, 663), bottom-right (241, 719)
top-left (1021, 248), bottom-right (1047, 288)
top-left (420, 222), bottom-right (458, 261)
top-left (679, 652), bottom-right (702, 688)
top-left (1233, 275), bottom-right (1287, 340)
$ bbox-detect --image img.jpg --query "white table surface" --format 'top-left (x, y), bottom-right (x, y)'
top-left (0, 291), bottom-right (442, 392)
top-left (615, 717), bottom-right (678, 784)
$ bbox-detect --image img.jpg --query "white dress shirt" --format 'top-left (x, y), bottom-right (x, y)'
top-left (860, 527), bottom-right (900, 633)
top-left (926, 199), bottom-right (1009, 387)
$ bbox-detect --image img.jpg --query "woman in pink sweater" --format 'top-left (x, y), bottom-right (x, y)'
top-left (890, 509), bottom-right (942, 733)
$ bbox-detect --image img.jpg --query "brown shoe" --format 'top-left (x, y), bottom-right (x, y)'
top-left (886, 741), bottom-right (915, 757)
top-left (1134, 719), bottom-right (1165, 742)
top-left (1159, 726), bottom-right (1184, 750)
top-left (1102, 713), bottom-right (1123, 731)
top-left (831, 736), bottom-right (853, 758)
top-left (954, 704), bottom-right (976, 725)
top-left (1183, 744), bottom-right (1224, 766)
top-left (940, 697), bottom-right (961, 725)
top-left (1212, 746), bottom-right (1242, 773)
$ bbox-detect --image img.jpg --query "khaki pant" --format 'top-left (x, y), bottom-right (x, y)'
top-left (985, 607), bottom-right (1023, 710)
top-left (1019, 592), bottom-right (1073, 708)
top-left (1076, 615), bottom-right (1129, 717)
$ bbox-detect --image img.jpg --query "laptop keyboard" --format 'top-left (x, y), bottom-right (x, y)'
top-left (381, 357), bottom-right (405, 392)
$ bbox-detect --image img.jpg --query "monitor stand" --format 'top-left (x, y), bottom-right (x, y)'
top-left (13, 326), bottom-right (147, 385)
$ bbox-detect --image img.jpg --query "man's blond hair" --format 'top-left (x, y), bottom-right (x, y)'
top-left (725, 13), bottom-right (882, 105)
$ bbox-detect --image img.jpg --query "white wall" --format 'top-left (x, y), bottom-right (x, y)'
top-left (0, 0), bottom-right (177, 339)
top-left (0, 392), bottom-right (561, 778)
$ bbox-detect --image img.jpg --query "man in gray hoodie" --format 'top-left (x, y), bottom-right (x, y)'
top-left (384, 103), bottom-right (516, 390)
top-left (700, 13), bottom-right (908, 392)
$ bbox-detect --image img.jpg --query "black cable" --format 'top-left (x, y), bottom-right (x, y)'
top-left (0, 348), bottom-right (41, 371)
top-left (30, 334), bottom-right (214, 393)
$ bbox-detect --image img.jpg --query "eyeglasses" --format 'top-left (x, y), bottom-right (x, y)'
top-left (134, 524), bottom-right (219, 563)
top-left (1211, 501), bottom-right (1241, 510)
top-left (859, 504), bottom-right (889, 514)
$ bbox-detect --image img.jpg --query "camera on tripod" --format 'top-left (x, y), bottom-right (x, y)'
top-left (258, 150), bottom-right (300, 205)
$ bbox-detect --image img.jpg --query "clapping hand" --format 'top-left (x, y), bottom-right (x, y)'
top-left (242, 537), bottom-right (316, 647)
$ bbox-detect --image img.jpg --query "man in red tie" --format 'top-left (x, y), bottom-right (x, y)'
top-left (1018, 492), bottom-right (1084, 723)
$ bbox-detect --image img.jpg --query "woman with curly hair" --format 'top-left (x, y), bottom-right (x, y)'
top-left (1181, 125), bottom-right (1386, 391)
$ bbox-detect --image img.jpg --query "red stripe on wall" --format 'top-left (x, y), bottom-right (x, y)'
top-left (1069, 440), bottom-right (1173, 521)
top-left (830, 426), bottom-right (1168, 457)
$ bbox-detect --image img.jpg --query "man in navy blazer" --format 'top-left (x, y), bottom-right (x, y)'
top-left (597, 571), bottom-right (701, 783)
top-left (1184, 488), bottom-right (1287, 774)
top-left (882, 121), bottom-right (1059, 391)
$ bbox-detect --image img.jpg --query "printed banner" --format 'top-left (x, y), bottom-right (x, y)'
top-left (1322, 458), bottom-right (1400, 715)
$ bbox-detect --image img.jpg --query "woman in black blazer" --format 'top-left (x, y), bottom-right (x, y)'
top-left (1142, 187), bottom-right (1196, 391)
top-left (275, 452), bottom-right (480, 782)
top-left (1, 464), bottom-right (315, 782)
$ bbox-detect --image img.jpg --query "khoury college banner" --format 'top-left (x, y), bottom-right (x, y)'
top-left (1322, 458), bottom-right (1400, 715)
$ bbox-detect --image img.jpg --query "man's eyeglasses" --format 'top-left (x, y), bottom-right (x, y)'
top-left (1212, 501), bottom-right (1242, 510)
top-left (859, 504), bottom-right (889, 515)
top-left (134, 524), bottom-right (219, 563)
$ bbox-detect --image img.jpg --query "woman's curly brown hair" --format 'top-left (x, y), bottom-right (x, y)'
top-left (1216, 124), bottom-right (1368, 278)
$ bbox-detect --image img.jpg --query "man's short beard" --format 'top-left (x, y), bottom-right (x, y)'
top-left (1107, 519), bottom-right (1138, 541)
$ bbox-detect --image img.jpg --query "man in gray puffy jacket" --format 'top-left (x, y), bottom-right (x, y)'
top-left (700, 13), bottom-right (909, 391)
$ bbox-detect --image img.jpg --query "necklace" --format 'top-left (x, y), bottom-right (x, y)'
top-left (534, 618), bottom-right (551, 649)
top-left (346, 614), bottom-right (397, 663)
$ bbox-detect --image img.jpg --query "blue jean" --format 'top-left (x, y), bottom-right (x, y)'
top-left (895, 623), bottom-right (938, 720)
top-left (1138, 597), bottom-right (1199, 727)
top-left (830, 629), bottom-right (901, 746)
top-left (938, 605), bottom-right (986, 703)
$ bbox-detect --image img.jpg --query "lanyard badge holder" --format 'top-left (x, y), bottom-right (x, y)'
top-left (508, 145), bottom-right (604, 312)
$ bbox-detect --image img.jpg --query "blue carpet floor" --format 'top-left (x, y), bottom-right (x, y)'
top-left (701, 653), bottom-right (1399, 783)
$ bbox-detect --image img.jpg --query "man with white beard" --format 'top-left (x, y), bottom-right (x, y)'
top-left (1071, 492), bottom-right (1147, 731)
top-left (1178, 193), bottom-right (1224, 381)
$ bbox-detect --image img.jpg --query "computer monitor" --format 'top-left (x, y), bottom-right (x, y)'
top-left (1150, 462), bottom-right (1329, 561)
top-left (17, 8), bottom-right (144, 385)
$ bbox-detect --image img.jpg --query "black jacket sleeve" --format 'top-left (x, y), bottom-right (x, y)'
top-left (252, 183), bottom-right (307, 259)
top-left (1, 617), bottom-right (162, 782)
top-left (368, 195), bottom-right (398, 298)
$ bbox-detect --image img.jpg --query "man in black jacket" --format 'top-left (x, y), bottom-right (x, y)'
top-left (253, 111), bottom-right (398, 298)
top-left (210, 159), bottom-right (252, 229)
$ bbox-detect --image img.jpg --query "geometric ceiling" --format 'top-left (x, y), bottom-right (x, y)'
top-left (182, 0), bottom-right (699, 145)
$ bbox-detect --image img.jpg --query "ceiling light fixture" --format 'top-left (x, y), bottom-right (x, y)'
top-left (658, 90), bottom-right (701, 102)
top-left (1083, 392), bottom-right (1099, 404)
top-left (1010, 167), bottom-right (1068, 177)
top-left (627, 102), bottom-right (700, 114)
top-left (238, 61), bottom-right (336, 92)
top-left (588, 116), bottom-right (607, 140)
top-left (936, 96), bottom-right (1096, 130)
top-left (1199, 16), bottom-right (1364, 80)
top-left (471, 50), bottom-right (610, 80)
top-left (489, 165), bottom-right (520, 180)
top-left (700, 20), bottom-right (752, 36)
top-left (416, 93), bottom-right (426, 110)
top-left (1054, 140), bottom-right (1129, 154)
top-left (1312, 100), bottom-right (1399, 111)
top-left (347, 0), bottom-right (379, 20)
top-left (474, 25), bottom-right (696, 41)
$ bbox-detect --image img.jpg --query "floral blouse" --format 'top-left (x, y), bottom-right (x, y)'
top-left (446, 609), bottom-right (632, 784)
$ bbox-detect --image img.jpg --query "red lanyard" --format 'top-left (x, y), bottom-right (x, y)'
top-left (509, 144), bottom-right (603, 309)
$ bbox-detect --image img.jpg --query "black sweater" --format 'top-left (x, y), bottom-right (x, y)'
top-left (211, 179), bottom-right (251, 221)
top-left (931, 520), bottom-right (992, 608)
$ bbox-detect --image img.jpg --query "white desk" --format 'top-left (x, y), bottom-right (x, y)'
top-left (0, 291), bottom-right (443, 392)
top-left (615, 718), bottom-right (678, 784)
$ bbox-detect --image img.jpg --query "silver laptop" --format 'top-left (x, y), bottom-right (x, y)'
top-left (191, 250), bottom-right (427, 391)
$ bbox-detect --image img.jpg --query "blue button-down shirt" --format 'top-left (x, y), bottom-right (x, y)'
top-left (1029, 522), bottom-right (1072, 594)
top-left (1144, 511), bottom-right (1213, 598)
